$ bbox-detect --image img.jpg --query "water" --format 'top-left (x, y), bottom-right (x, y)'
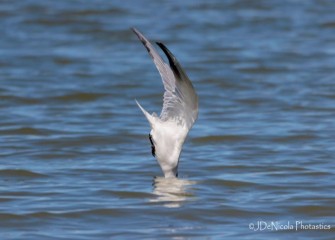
top-left (1, 0), bottom-right (335, 239)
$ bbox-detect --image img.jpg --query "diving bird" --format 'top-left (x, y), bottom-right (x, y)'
top-left (133, 28), bottom-right (198, 178)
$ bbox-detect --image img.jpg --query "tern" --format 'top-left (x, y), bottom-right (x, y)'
top-left (132, 28), bottom-right (198, 178)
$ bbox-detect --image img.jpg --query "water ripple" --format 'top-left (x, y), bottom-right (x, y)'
top-left (1, 0), bottom-right (334, 239)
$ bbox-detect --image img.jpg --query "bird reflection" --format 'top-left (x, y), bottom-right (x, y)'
top-left (151, 177), bottom-right (196, 208)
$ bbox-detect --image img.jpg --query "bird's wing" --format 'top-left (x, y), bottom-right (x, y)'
top-left (132, 28), bottom-right (198, 130)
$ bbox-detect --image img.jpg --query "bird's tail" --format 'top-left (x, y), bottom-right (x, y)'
top-left (135, 100), bottom-right (155, 128)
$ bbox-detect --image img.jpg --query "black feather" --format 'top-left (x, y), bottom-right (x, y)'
top-left (156, 42), bottom-right (182, 78)
top-left (148, 134), bottom-right (156, 157)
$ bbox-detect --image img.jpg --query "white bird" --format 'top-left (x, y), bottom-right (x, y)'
top-left (132, 28), bottom-right (198, 178)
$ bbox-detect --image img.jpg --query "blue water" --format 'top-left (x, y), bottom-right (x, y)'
top-left (0, 0), bottom-right (335, 239)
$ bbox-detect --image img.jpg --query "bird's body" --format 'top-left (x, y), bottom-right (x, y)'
top-left (133, 28), bottom-right (198, 178)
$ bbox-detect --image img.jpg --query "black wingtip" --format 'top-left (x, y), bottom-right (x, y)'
top-left (156, 42), bottom-right (171, 59)
top-left (156, 42), bottom-right (181, 78)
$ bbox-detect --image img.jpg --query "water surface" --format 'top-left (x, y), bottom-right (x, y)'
top-left (1, 0), bottom-right (335, 239)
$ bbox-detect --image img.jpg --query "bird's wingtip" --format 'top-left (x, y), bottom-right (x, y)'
top-left (156, 42), bottom-right (181, 78)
